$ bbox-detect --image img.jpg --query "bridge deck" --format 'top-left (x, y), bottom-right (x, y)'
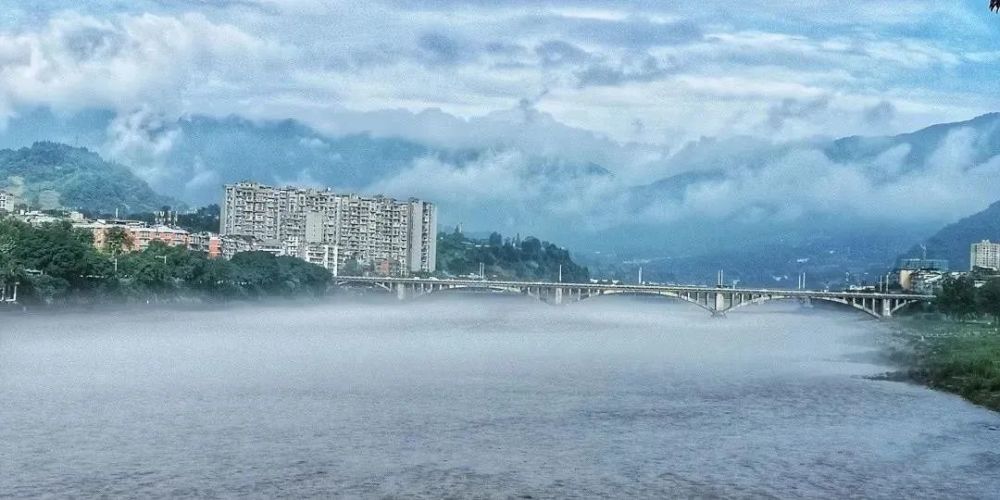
top-left (334, 276), bottom-right (933, 301)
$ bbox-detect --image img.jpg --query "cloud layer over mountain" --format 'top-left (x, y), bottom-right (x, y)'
top-left (2, 1), bottom-right (998, 145)
top-left (2, 1), bottom-right (1000, 256)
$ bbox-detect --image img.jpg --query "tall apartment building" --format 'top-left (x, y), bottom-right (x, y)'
top-left (0, 190), bottom-right (14, 212)
top-left (971, 240), bottom-right (1000, 271)
top-left (221, 182), bottom-right (437, 275)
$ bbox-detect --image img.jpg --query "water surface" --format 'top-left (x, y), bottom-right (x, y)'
top-left (2, 298), bottom-right (999, 498)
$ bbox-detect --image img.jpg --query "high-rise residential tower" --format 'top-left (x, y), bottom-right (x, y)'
top-left (221, 182), bottom-right (437, 275)
top-left (971, 240), bottom-right (1000, 271)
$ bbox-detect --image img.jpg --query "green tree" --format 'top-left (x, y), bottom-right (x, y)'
top-left (937, 276), bottom-right (978, 320)
top-left (103, 227), bottom-right (134, 255)
top-left (978, 279), bottom-right (1000, 326)
top-left (488, 232), bottom-right (503, 247)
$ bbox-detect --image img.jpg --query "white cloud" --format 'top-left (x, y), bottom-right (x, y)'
top-left (104, 106), bottom-right (181, 186)
top-left (1, 0), bottom-right (1000, 242)
top-left (0, 11), bottom-right (291, 118)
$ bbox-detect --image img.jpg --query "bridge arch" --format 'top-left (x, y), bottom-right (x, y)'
top-left (724, 294), bottom-right (882, 319)
top-left (334, 279), bottom-right (392, 293)
top-left (889, 300), bottom-right (922, 316)
top-left (574, 289), bottom-right (718, 315)
top-left (329, 278), bottom-right (935, 320)
top-left (407, 284), bottom-right (539, 301)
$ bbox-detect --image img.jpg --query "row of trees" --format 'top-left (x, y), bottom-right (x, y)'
top-left (0, 218), bottom-right (331, 305)
top-left (936, 276), bottom-right (1000, 323)
top-left (436, 230), bottom-right (590, 283)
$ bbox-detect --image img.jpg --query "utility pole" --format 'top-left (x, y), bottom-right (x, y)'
top-left (717, 270), bottom-right (724, 287)
top-left (558, 264), bottom-right (563, 283)
top-left (479, 262), bottom-right (485, 280)
top-left (638, 266), bottom-right (643, 285)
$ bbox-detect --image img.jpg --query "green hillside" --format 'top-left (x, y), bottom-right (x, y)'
top-left (0, 142), bottom-right (176, 213)
top-left (906, 200), bottom-right (1000, 270)
top-left (436, 230), bottom-right (590, 283)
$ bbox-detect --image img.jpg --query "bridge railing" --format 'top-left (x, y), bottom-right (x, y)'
top-left (332, 276), bottom-right (934, 301)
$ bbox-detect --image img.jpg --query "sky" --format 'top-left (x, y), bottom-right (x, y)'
top-left (1, 0), bottom-right (998, 146)
top-left (1, 1), bottom-right (1000, 246)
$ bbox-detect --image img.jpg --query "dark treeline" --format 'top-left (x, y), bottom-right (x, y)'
top-left (935, 275), bottom-right (1000, 323)
top-left (0, 218), bottom-right (330, 306)
top-left (436, 230), bottom-right (589, 283)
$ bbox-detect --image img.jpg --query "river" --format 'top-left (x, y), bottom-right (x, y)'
top-left (2, 298), bottom-right (999, 498)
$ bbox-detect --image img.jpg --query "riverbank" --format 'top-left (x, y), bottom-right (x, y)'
top-left (879, 317), bottom-right (1000, 412)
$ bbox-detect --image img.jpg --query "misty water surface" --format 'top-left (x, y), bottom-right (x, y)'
top-left (2, 297), bottom-right (1000, 498)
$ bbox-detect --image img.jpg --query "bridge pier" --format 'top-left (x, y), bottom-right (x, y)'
top-left (554, 288), bottom-right (563, 305)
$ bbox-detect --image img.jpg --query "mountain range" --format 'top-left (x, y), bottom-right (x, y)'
top-left (0, 141), bottom-right (176, 213)
top-left (905, 200), bottom-right (1000, 271)
top-left (2, 107), bottom-right (1000, 286)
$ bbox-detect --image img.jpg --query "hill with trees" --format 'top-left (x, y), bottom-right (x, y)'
top-left (0, 142), bottom-right (177, 213)
top-left (436, 230), bottom-right (589, 282)
top-left (904, 200), bottom-right (1000, 270)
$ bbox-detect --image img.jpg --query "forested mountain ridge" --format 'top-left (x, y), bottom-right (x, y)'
top-left (436, 230), bottom-right (590, 283)
top-left (0, 142), bottom-right (177, 213)
top-left (905, 200), bottom-right (1000, 270)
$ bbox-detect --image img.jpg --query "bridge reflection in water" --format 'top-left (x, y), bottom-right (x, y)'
top-left (334, 277), bottom-right (934, 319)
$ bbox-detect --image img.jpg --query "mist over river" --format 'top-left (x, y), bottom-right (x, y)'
top-left (2, 298), bottom-right (999, 498)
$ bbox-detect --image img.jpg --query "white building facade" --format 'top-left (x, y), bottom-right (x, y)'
top-left (0, 190), bottom-right (14, 212)
top-left (971, 240), bottom-right (1000, 271)
top-left (221, 182), bottom-right (437, 275)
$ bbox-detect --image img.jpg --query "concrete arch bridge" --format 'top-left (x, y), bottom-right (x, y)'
top-left (334, 277), bottom-right (934, 319)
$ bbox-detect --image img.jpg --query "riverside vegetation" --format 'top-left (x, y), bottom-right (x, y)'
top-left (0, 216), bottom-right (592, 306)
top-left (435, 229), bottom-right (590, 283)
top-left (884, 275), bottom-right (1000, 412)
top-left (0, 218), bottom-right (331, 306)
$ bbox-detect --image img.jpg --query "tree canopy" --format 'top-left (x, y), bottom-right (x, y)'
top-left (436, 231), bottom-right (589, 283)
top-left (0, 217), bottom-right (331, 305)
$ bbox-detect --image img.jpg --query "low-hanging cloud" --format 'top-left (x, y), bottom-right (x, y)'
top-left (359, 120), bottom-right (1000, 244)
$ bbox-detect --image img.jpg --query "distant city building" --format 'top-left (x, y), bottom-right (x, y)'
top-left (189, 232), bottom-right (222, 259)
top-left (898, 258), bottom-right (949, 271)
top-left (0, 190), bottom-right (13, 212)
top-left (76, 220), bottom-right (191, 252)
top-left (221, 182), bottom-right (437, 275)
top-left (907, 270), bottom-right (954, 294)
top-left (970, 240), bottom-right (1000, 271)
top-left (219, 235), bottom-right (254, 260)
top-left (896, 258), bottom-right (950, 291)
top-left (12, 210), bottom-right (73, 226)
